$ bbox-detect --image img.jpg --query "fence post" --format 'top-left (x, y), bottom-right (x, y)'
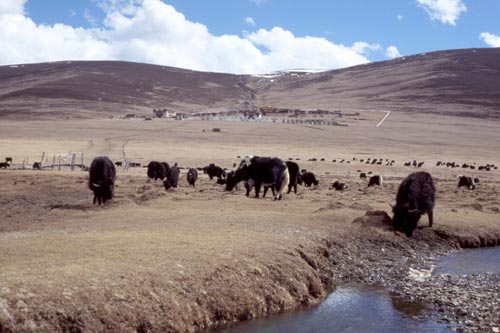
top-left (70, 153), bottom-right (76, 171)
top-left (52, 155), bottom-right (55, 170)
top-left (122, 142), bottom-right (128, 172)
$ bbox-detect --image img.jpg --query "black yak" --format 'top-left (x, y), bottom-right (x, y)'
top-left (163, 164), bottom-right (180, 190)
top-left (226, 156), bottom-right (289, 200)
top-left (89, 156), bottom-right (116, 205)
top-left (368, 175), bottom-right (383, 187)
top-left (147, 161), bottom-right (169, 180)
top-left (457, 176), bottom-right (476, 190)
top-left (391, 171), bottom-right (435, 237)
top-left (203, 163), bottom-right (226, 180)
top-left (332, 181), bottom-right (348, 191)
top-left (187, 168), bottom-right (198, 187)
top-left (300, 171), bottom-right (318, 187)
top-left (285, 161), bottom-right (301, 194)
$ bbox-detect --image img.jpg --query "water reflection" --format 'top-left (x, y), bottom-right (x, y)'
top-left (214, 284), bottom-right (452, 333)
top-left (433, 246), bottom-right (500, 276)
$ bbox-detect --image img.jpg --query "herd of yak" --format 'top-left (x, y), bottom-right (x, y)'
top-left (85, 154), bottom-right (489, 238)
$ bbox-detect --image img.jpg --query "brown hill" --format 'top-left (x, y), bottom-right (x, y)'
top-left (0, 48), bottom-right (499, 119)
top-left (0, 61), bottom-right (251, 119)
top-left (252, 48), bottom-right (500, 119)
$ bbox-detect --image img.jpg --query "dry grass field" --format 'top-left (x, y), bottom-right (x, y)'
top-left (1, 111), bottom-right (500, 332)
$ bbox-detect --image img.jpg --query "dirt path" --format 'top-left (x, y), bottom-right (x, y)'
top-left (376, 110), bottom-right (391, 127)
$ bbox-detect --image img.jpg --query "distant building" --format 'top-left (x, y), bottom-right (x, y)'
top-left (153, 108), bottom-right (171, 118)
top-left (243, 110), bottom-right (262, 119)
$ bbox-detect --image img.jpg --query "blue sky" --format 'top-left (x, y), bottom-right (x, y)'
top-left (1, 0), bottom-right (499, 73)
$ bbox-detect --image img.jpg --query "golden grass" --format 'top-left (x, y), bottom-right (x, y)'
top-left (1, 112), bottom-right (499, 331)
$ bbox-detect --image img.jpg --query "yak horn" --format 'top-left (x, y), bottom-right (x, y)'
top-left (408, 208), bottom-right (420, 213)
top-left (92, 183), bottom-right (101, 188)
top-left (388, 202), bottom-right (394, 209)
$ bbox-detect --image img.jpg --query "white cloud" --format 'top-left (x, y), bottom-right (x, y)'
top-left (386, 46), bottom-right (402, 59)
top-left (416, 0), bottom-right (466, 26)
top-left (0, 14), bottom-right (111, 65)
top-left (0, 0), bottom-right (27, 15)
top-left (0, 0), bottom-right (371, 74)
top-left (245, 17), bottom-right (255, 26)
top-left (247, 27), bottom-right (369, 71)
top-left (479, 32), bottom-right (500, 47)
top-left (351, 41), bottom-right (381, 55)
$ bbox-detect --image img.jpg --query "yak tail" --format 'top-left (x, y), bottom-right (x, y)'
top-left (275, 165), bottom-right (290, 201)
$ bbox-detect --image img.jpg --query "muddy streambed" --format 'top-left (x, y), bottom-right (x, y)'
top-left (210, 247), bottom-right (500, 333)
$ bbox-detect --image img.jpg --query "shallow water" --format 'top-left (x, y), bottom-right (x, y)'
top-left (214, 284), bottom-right (452, 333)
top-left (211, 247), bottom-right (500, 333)
top-left (433, 246), bottom-right (500, 276)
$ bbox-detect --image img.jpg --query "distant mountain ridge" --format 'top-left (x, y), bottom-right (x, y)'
top-left (1, 48), bottom-right (499, 119)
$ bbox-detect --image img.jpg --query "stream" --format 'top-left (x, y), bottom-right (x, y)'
top-left (211, 247), bottom-right (500, 333)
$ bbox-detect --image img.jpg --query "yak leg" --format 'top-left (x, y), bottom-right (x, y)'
top-left (263, 186), bottom-right (275, 198)
top-left (428, 209), bottom-right (433, 228)
top-left (254, 183), bottom-right (261, 198)
top-left (268, 186), bottom-right (277, 199)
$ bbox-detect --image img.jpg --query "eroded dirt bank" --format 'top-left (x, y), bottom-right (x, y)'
top-left (1, 171), bottom-right (499, 333)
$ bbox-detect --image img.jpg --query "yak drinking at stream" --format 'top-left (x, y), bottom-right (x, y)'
top-left (391, 171), bottom-right (435, 237)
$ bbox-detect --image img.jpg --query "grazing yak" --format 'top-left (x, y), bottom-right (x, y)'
top-left (368, 175), bottom-right (383, 187)
top-left (203, 163), bottom-right (226, 180)
top-left (0, 162), bottom-right (10, 168)
top-left (391, 171), bottom-right (435, 237)
top-left (332, 181), bottom-right (348, 191)
top-left (225, 156), bottom-right (289, 200)
top-left (457, 175), bottom-right (476, 190)
top-left (89, 156), bottom-right (116, 205)
top-left (163, 164), bottom-right (180, 190)
top-left (147, 161), bottom-right (169, 180)
top-left (300, 171), bottom-right (318, 187)
top-left (285, 161), bottom-right (301, 194)
top-left (187, 168), bottom-right (198, 187)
